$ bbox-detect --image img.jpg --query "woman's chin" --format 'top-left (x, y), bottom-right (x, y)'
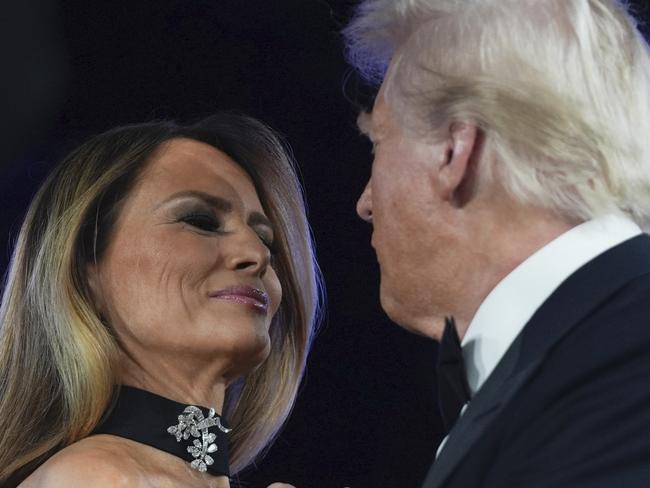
top-left (219, 332), bottom-right (272, 379)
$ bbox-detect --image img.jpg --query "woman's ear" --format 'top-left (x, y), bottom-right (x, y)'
top-left (435, 122), bottom-right (481, 204)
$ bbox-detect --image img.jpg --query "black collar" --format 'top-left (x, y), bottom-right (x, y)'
top-left (95, 386), bottom-right (230, 477)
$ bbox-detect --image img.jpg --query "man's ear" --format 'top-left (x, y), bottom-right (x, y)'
top-left (435, 122), bottom-right (481, 204)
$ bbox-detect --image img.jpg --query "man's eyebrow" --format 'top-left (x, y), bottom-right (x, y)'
top-left (357, 111), bottom-right (374, 138)
top-left (357, 111), bottom-right (387, 143)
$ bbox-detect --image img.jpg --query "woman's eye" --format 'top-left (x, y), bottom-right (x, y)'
top-left (258, 234), bottom-right (277, 254)
top-left (180, 213), bottom-right (220, 232)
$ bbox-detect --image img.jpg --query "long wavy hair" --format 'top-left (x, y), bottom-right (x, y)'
top-left (0, 113), bottom-right (324, 485)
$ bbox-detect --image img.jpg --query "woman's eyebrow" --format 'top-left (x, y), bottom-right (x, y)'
top-left (158, 190), bottom-right (233, 212)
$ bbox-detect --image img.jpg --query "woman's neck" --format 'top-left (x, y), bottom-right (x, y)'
top-left (119, 353), bottom-right (227, 413)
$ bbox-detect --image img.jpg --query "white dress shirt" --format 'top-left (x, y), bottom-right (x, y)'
top-left (436, 212), bottom-right (642, 458)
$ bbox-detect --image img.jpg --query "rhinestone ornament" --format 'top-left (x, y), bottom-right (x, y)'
top-left (167, 406), bottom-right (232, 472)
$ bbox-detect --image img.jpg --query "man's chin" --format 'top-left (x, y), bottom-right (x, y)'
top-left (379, 289), bottom-right (441, 340)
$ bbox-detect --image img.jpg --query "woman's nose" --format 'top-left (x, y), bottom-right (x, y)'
top-left (356, 181), bottom-right (373, 223)
top-left (226, 228), bottom-right (271, 276)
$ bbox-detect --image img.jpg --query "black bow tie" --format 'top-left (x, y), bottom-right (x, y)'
top-left (437, 317), bottom-right (471, 433)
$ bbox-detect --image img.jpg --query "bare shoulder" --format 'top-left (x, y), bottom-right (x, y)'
top-left (20, 436), bottom-right (147, 488)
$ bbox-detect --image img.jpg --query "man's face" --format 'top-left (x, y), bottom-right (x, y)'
top-left (356, 87), bottom-right (462, 337)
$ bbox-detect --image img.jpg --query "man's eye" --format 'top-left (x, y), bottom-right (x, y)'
top-left (180, 213), bottom-right (220, 232)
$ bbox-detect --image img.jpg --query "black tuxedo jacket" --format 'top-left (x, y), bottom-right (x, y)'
top-left (422, 234), bottom-right (650, 488)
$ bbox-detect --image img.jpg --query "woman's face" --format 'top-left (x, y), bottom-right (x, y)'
top-left (90, 138), bottom-right (282, 379)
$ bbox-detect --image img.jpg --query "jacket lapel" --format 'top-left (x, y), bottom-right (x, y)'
top-left (422, 234), bottom-right (650, 488)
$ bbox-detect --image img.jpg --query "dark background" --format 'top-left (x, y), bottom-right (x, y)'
top-left (1, 1), bottom-right (649, 487)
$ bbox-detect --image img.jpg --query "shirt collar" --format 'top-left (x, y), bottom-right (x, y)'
top-left (461, 213), bottom-right (642, 396)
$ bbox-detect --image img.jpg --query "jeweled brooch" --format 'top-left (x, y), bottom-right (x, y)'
top-left (167, 406), bottom-right (232, 472)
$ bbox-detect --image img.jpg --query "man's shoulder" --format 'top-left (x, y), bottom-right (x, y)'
top-left (535, 265), bottom-right (650, 373)
top-left (20, 436), bottom-right (146, 488)
top-left (585, 265), bottom-right (650, 341)
top-left (540, 236), bottom-right (650, 352)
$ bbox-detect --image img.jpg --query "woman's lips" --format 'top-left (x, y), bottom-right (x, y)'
top-left (208, 286), bottom-right (269, 314)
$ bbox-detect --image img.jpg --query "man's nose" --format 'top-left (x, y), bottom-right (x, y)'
top-left (356, 182), bottom-right (373, 223)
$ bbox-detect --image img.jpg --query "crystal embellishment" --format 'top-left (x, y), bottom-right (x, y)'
top-left (167, 406), bottom-right (232, 473)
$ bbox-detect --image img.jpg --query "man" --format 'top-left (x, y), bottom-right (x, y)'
top-left (344, 0), bottom-right (650, 486)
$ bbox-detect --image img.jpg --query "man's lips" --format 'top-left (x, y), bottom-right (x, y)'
top-left (208, 286), bottom-right (269, 314)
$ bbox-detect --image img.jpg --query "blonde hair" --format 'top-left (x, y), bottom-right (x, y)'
top-left (0, 114), bottom-right (323, 485)
top-left (344, 0), bottom-right (650, 225)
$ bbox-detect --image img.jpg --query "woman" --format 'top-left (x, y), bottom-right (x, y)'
top-left (0, 113), bottom-right (323, 487)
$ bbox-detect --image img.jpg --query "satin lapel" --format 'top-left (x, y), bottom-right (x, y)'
top-left (422, 234), bottom-right (650, 488)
